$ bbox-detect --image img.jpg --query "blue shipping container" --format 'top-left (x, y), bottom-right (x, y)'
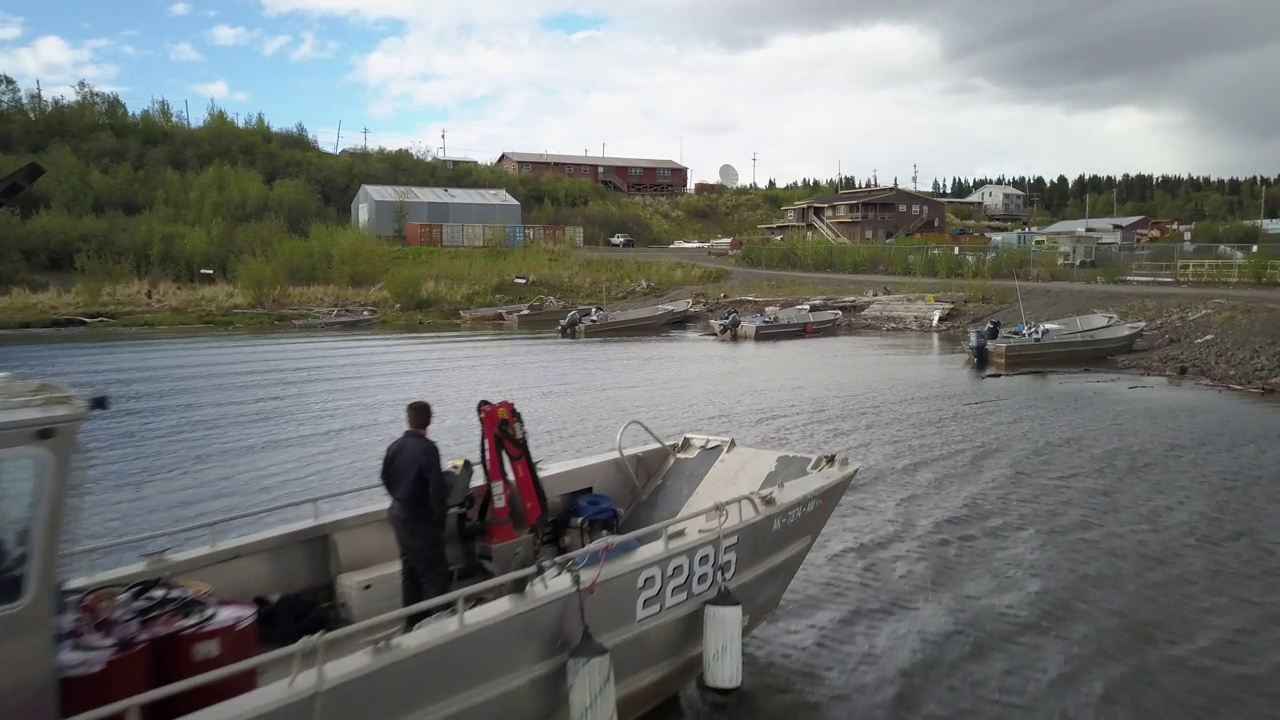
top-left (505, 225), bottom-right (525, 247)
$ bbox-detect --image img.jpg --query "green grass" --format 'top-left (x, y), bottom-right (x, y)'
top-left (0, 244), bottom-right (731, 329)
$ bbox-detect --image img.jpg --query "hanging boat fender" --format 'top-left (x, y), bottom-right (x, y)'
top-left (565, 570), bottom-right (619, 720)
top-left (566, 628), bottom-right (618, 720)
top-left (701, 584), bottom-right (743, 694)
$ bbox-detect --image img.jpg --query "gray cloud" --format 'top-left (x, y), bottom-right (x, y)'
top-left (640, 0), bottom-right (1280, 172)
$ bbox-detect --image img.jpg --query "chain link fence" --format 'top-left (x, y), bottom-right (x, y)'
top-left (734, 241), bottom-right (1280, 284)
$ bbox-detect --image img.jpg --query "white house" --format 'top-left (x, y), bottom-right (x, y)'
top-left (965, 184), bottom-right (1027, 219)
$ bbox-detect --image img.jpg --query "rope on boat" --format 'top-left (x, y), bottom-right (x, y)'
top-left (286, 630), bottom-right (327, 688)
top-left (310, 630), bottom-right (329, 720)
top-left (699, 501), bottom-right (731, 535)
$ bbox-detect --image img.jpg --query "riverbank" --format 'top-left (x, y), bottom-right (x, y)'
top-left (694, 281), bottom-right (1280, 394)
top-left (7, 260), bottom-right (1280, 394)
top-left (0, 248), bottom-right (730, 330)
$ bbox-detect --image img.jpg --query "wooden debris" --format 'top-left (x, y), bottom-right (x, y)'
top-left (859, 301), bottom-right (955, 320)
top-left (54, 316), bottom-right (117, 325)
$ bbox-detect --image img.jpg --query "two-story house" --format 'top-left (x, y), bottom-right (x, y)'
top-left (496, 152), bottom-right (687, 194)
top-left (760, 186), bottom-right (947, 243)
top-left (964, 184), bottom-right (1028, 221)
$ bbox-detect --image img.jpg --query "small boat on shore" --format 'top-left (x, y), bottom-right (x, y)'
top-left (657, 298), bottom-right (694, 324)
top-left (967, 320), bottom-right (1148, 365)
top-left (560, 304), bottom-right (676, 337)
top-left (710, 308), bottom-right (844, 341)
top-left (987, 311), bottom-right (1120, 339)
top-left (502, 298), bottom-right (596, 329)
top-left (1, 376), bottom-right (858, 720)
top-left (292, 308), bottom-right (379, 328)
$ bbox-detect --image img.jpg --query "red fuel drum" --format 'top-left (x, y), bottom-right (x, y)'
top-left (150, 603), bottom-right (260, 720)
top-left (59, 641), bottom-right (155, 720)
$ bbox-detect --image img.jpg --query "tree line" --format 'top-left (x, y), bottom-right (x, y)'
top-left (765, 173), bottom-right (1276, 226)
top-left (1, 75), bottom-right (1274, 289)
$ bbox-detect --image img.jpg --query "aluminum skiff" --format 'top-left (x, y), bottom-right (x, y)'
top-left (2, 379), bottom-right (859, 720)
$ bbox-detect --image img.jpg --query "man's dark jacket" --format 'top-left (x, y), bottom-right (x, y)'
top-left (381, 430), bottom-right (450, 526)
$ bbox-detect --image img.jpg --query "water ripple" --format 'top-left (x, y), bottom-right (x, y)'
top-left (6, 328), bottom-right (1280, 719)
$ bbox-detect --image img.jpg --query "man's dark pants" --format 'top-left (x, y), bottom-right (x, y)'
top-left (388, 503), bottom-right (451, 631)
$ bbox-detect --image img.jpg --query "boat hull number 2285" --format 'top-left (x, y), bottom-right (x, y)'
top-left (635, 535), bottom-right (739, 622)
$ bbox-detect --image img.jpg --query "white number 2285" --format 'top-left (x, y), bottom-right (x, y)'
top-left (635, 534), bottom-right (739, 622)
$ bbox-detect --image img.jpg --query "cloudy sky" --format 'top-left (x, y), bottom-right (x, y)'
top-left (1, 0), bottom-right (1276, 185)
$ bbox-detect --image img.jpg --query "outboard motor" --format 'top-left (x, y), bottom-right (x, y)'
top-left (968, 329), bottom-right (988, 365)
top-left (984, 319), bottom-right (1002, 341)
top-left (557, 309), bottom-right (582, 338)
top-left (718, 308), bottom-right (742, 340)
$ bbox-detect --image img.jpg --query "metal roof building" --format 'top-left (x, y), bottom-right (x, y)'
top-left (1040, 215), bottom-right (1151, 234)
top-left (351, 185), bottom-right (522, 237)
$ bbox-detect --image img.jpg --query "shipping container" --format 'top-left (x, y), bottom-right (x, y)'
top-left (546, 225), bottom-right (565, 243)
top-left (567, 226), bottom-right (584, 247)
top-left (404, 222), bottom-right (423, 246)
top-left (421, 223), bottom-right (444, 247)
top-left (487, 225), bottom-right (506, 247)
top-left (443, 223), bottom-right (464, 247)
top-left (505, 224), bottom-right (525, 248)
top-left (463, 224), bottom-right (486, 247)
top-left (529, 226), bottom-right (545, 244)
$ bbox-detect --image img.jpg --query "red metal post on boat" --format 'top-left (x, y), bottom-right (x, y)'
top-left (477, 400), bottom-right (549, 545)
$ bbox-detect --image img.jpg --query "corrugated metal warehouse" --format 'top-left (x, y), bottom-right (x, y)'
top-left (350, 185), bottom-right (523, 237)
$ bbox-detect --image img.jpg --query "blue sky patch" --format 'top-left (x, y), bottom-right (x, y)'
top-left (540, 12), bottom-right (607, 35)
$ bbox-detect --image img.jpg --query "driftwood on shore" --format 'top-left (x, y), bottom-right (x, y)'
top-left (54, 316), bottom-right (117, 325)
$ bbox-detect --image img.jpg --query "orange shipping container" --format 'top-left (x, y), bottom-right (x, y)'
top-left (404, 222), bottom-right (423, 246)
top-left (546, 225), bottom-right (565, 242)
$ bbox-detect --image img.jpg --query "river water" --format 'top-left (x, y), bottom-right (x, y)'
top-left (5, 327), bottom-right (1280, 720)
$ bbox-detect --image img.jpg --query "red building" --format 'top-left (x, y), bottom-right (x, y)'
top-left (497, 151), bottom-right (688, 194)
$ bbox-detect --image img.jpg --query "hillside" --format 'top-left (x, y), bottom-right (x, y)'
top-left (0, 77), bottom-right (779, 289)
top-left (0, 75), bottom-right (1275, 292)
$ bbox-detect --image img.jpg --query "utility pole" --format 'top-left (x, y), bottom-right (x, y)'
top-left (233, 111), bottom-right (240, 124)
top-left (34, 79), bottom-right (42, 115)
top-left (183, 99), bottom-right (190, 127)
top-left (335, 120), bottom-right (342, 153)
top-left (361, 127), bottom-right (370, 150)
top-left (837, 160), bottom-right (842, 191)
top-left (1113, 187), bottom-right (1118, 216)
top-left (602, 142), bottom-right (606, 156)
top-left (751, 151), bottom-right (757, 188)
top-left (441, 129), bottom-right (446, 157)
top-left (912, 163), bottom-right (919, 191)
top-left (872, 168), bottom-right (878, 185)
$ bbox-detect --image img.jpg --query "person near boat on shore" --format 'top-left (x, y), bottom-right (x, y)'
top-left (380, 400), bottom-right (453, 631)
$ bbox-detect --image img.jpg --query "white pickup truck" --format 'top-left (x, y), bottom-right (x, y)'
top-left (607, 233), bottom-right (635, 248)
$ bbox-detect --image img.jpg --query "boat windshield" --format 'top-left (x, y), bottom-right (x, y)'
top-left (0, 447), bottom-right (47, 610)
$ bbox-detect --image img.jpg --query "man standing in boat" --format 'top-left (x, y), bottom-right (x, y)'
top-left (381, 400), bottom-right (452, 632)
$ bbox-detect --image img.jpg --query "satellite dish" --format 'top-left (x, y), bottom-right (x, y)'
top-left (718, 164), bottom-right (739, 187)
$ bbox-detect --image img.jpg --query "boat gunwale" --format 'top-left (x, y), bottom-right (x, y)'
top-left (59, 441), bottom-right (674, 562)
top-left (61, 460), bottom-right (858, 720)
